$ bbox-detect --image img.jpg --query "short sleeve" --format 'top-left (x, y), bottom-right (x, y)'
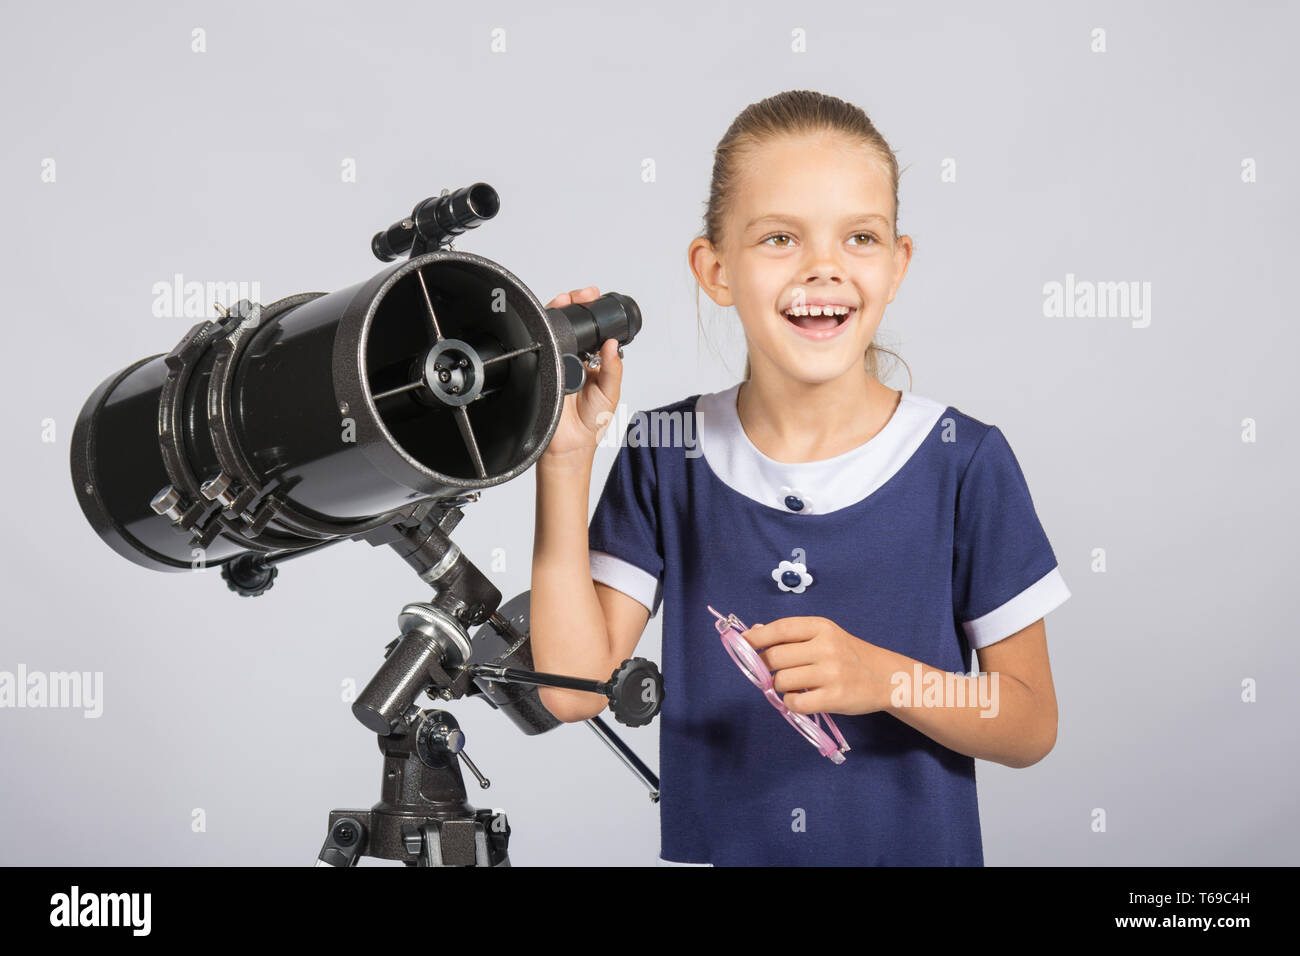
top-left (952, 425), bottom-right (1071, 649)
top-left (588, 423), bottom-right (665, 618)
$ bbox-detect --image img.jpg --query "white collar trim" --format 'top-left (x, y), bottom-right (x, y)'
top-left (694, 382), bottom-right (947, 515)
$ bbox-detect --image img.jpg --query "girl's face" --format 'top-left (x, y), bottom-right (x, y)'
top-left (692, 129), bottom-right (913, 387)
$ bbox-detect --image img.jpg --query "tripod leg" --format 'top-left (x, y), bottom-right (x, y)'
top-left (398, 814), bottom-right (511, 866)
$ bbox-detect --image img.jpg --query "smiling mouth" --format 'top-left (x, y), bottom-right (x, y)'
top-left (781, 307), bottom-right (855, 332)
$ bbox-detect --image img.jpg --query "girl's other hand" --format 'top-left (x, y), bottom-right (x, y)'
top-left (539, 286), bottom-right (624, 463)
top-left (743, 617), bottom-right (902, 716)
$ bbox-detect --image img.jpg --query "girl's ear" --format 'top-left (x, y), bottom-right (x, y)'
top-left (688, 236), bottom-right (734, 308)
top-left (886, 234), bottom-right (914, 303)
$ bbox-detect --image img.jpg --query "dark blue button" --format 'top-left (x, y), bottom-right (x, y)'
top-left (781, 570), bottom-right (802, 588)
top-left (784, 495), bottom-right (804, 512)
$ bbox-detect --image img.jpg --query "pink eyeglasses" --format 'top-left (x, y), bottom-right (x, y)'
top-left (708, 605), bottom-right (850, 765)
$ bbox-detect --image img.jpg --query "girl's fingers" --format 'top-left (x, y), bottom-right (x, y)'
top-left (549, 286), bottom-right (599, 309)
top-left (595, 337), bottom-right (622, 405)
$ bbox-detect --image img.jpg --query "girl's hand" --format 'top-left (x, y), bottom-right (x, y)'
top-left (539, 286), bottom-right (624, 462)
top-left (743, 616), bottom-right (903, 716)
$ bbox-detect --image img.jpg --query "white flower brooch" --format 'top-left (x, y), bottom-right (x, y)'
top-left (778, 484), bottom-right (813, 514)
top-left (772, 559), bottom-right (813, 594)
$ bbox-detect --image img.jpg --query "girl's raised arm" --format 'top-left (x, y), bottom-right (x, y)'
top-left (530, 287), bottom-right (648, 722)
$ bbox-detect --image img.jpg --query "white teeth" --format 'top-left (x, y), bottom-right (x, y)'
top-left (783, 305), bottom-right (852, 317)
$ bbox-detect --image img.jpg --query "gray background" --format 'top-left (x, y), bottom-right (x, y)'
top-left (2, 0), bottom-right (1296, 865)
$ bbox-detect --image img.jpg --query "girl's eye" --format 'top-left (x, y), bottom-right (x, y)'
top-left (762, 233), bottom-right (792, 247)
top-left (851, 233), bottom-right (878, 246)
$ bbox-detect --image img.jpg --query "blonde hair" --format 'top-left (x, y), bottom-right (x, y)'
top-left (695, 89), bottom-right (912, 389)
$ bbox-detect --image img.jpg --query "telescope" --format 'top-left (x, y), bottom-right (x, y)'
top-left (69, 184), bottom-right (663, 866)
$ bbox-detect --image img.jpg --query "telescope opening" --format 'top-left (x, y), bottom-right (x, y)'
top-left (365, 259), bottom-right (549, 483)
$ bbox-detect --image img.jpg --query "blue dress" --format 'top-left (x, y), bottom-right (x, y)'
top-left (587, 382), bottom-right (1071, 866)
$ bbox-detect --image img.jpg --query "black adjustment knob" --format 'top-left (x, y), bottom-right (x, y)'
top-left (220, 553), bottom-right (278, 597)
top-left (608, 657), bottom-right (663, 727)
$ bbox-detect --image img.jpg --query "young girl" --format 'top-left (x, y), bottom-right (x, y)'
top-left (529, 89), bottom-right (1070, 866)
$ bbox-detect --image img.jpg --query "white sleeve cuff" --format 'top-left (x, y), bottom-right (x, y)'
top-left (590, 550), bottom-right (662, 617)
top-left (961, 566), bottom-right (1071, 649)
